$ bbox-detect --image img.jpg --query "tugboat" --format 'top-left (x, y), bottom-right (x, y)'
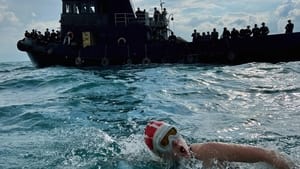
top-left (17, 0), bottom-right (300, 68)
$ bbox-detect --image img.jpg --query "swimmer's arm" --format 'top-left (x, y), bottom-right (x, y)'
top-left (190, 142), bottom-right (292, 169)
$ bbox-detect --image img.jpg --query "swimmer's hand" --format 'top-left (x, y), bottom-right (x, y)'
top-left (267, 150), bottom-right (296, 169)
top-left (189, 142), bottom-right (294, 169)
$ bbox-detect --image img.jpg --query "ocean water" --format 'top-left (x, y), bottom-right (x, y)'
top-left (0, 61), bottom-right (299, 169)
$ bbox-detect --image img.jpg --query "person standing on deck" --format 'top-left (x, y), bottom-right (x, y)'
top-left (211, 28), bottom-right (219, 40)
top-left (191, 29), bottom-right (198, 43)
top-left (285, 20), bottom-right (294, 34)
top-left (260, 22), bottom-right (270, 36)
top-left (252, 24), bottom-right (260, 37)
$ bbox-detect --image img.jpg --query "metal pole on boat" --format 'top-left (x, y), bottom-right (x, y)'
top-left (160, 0), bottom-right (165, 11)
top-left (105, 45), bottom-right (108, 58)
top-left (127, 45), bottom-right (130, 58)
top-left (144, 44), bottom-right (148, 58)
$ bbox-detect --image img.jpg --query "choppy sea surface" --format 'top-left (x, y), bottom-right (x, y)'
top-left (0, 61), bottom-right (299, 169)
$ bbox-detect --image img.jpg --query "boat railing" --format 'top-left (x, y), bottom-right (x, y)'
top-left (115, 13), bottom-right (135, 26)
top-left (115, 13), bottom-right (147, 26)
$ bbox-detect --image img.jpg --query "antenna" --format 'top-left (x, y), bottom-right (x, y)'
top-left (129, 0), bottom-right (136, 13)
top-left (160, 0), bottom-right (165, 11)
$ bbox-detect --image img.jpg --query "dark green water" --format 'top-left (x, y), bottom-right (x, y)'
top-left (0, 61), bottom-right (299, 169)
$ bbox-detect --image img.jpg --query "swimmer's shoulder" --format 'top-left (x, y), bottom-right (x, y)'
top-left (190, 142), bottom-right (232, 160)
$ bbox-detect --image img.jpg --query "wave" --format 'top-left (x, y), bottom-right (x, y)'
top-left (0, 61), bottom-right (299, 168)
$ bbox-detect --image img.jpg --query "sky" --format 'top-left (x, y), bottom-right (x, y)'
top-left (0, 0), bottom-right (299, 62)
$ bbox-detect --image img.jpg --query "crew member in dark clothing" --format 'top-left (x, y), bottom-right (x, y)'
top-left (154, 7), bottom-right (160, 23)
top-left (31, 29), bottom-right (37, 39)
top-left (231, 28), bottom-right (239, 39)
top-left (136, 8), bottom-right (145, 23)
top-left (44, 28), bottom-right (50, 41)
top-left (191, 29), bottom-right (198, 43)
top-left (37, 31), bottom-right (43, 42)
top-left (245, 25), bottom-right (252, 38)
top-left (162, 8), bottom-right (167, 23)
top-left (24, 30), bottom-right (31, 38)
top-left (56, 30), bottom-right (61, 41)
top-left (260, 22), bottom-right (269, 36)
top-left (221, 27), bottom-right (231, 39)
top-left (239, 28), bottom-right (246, 38)
top-left (252, 24), bottom-right (260, 37)
top-left (136, 7), bottom-right (142, 16)
top-left (285, 20), bottom-right (294, 34)
top-left (168, 32), bottom-right (177, 42)
top-left (202, 32), bottom-right (206, 40)
top-left (50, 29), bottom-right (56, 41)
top-left (211, 28), bottom-right (219, 40)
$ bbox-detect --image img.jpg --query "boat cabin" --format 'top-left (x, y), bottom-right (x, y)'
top-left (60, 0), bottom-right (170, 47)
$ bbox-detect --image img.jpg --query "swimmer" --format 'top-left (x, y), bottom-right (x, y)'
top-left (144, 120), bottom-right (295, 169)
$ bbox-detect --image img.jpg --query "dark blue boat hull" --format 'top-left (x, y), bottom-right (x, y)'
top-left (17, 32), bottom-right (300, 68)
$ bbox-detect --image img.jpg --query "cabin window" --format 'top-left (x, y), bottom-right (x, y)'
top-left (73, 4), bottom-right (80, 14)
top-left (82, 3), bottom-right (88, 13)
top-left (64, 1), bottom-right (96, 14)
top-left (90, 5), bottom-right (96, 13)
top-left (65, 3), bottom-right (79, 14)
top-left (81, 3), bottom-right (96, 14)
top-left (66, 3), bottom-right (71, 13)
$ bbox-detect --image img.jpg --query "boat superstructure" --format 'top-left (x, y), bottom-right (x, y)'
top-left (17, 0), bottom-right (300, 68)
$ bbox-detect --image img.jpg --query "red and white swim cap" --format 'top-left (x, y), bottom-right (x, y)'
top-left (144, 120), bottom-right (178, 156)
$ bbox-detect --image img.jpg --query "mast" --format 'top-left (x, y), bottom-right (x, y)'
top-left (160, 0), bottom-right (165, 11)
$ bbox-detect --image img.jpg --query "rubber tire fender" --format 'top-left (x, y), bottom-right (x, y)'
top-left (101, 57), bottom-right (109, 66)
top-left (142, 57), bottom-right (151, 64)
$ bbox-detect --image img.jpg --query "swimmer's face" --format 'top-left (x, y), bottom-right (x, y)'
top-left (171, 137), bottom-right (191, 158)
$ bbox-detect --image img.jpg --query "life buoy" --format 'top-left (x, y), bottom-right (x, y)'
top-left (142, 57), bottom-right (151, 64)
top-left (101, 57), bottom-right (109, 66)
top-left (75, 56), bottom-right (82, 66)
top-left (126, 58), bottom-right (132, 65)
top-left (117, 37), bottom-right (127, 45)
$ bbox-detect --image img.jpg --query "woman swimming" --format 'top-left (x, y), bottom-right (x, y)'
top-left (144, 120), bottom-right (296, 169)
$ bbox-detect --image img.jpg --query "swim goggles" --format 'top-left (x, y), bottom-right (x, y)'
top-left (159, 127), bottom-right (178, 147)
